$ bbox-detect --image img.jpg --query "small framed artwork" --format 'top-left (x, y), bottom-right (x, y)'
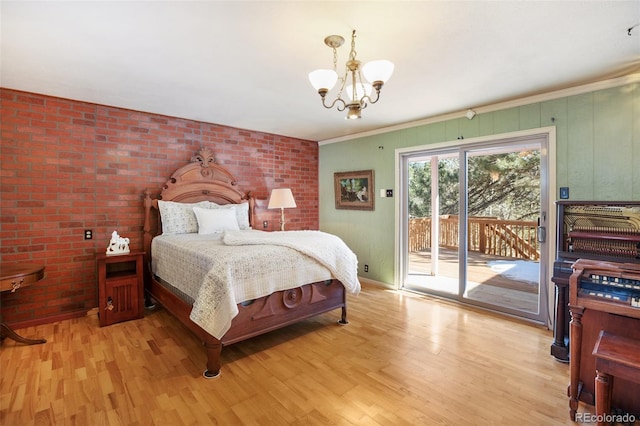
top-left (334, 170), bottom-right (375, 211)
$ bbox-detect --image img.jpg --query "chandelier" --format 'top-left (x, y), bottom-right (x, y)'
top-left (308, 30), bottom-right (394, 120)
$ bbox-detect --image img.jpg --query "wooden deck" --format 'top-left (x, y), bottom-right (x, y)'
top-left (407, 249), bottom-right (540, 312)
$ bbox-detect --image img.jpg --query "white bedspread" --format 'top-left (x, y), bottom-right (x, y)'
top-left (223, 230), bottom-right (360, 293)
top-left (152, 230), bottom-right (360, 339)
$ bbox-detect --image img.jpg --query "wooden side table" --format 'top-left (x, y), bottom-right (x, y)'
top-left (0, 262), bottom-right (47, 345)
top-left (96, 251), bottom-right (145, 326)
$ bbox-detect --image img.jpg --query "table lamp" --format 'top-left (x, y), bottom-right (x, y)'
top-left (268, 188), bottom-right (297, 231)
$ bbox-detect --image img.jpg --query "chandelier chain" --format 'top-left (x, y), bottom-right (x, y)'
top-left (349, 29), bottom-right (358, 63)
top-left (331, 42), bottom-right (346, 99)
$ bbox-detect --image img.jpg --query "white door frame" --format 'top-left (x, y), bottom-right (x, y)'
top-left (395, 126), bottom-right (557, 327)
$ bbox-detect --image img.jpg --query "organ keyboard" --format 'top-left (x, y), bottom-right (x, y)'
top-left (550, 201), bottom-right (640, 362)
top-left (579, 270), bottom-right (640, 307)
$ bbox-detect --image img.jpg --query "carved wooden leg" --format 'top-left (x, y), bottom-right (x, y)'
top-left (569, 305), bottom-right (584, 421)
top-left (551, 282), bottom-right (569, 361)
top-left (338, 305), bottom-right (348, 325)
top-left (202, 340), bottom-right (222, 379)
top-left (0, 322), bottom-right (47, 345)
top-left (595, 371), bottom-right (612, 426)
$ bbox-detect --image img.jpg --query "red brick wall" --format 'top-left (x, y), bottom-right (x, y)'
top-left (0, 88), bottom-right (319, 326)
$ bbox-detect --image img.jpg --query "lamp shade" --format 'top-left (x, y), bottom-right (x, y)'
top-left (308, 69), bottom-right (338, 92)
top-left (362, 59), bottom-right (394, 84)
top-left (268, 188), bottom-right (297, 209)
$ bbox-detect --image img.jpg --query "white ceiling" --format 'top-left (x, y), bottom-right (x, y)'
top-left (2, 1), bottom-right (639, 143)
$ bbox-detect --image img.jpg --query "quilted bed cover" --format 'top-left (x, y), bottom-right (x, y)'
top-left (151, 230), bottom-right (360, 339)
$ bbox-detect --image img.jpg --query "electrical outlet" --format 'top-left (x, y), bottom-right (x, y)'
top-left (386, 189), bottom-right (393, 197)
top-left (364, 264), bottom-right (368, 273)
top-left (84, 229), bottom-right (93, 240)
top-left (263, 221), bottom-right (268, 229)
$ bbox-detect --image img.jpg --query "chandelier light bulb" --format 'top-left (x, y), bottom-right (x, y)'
top-left (346, 104), bottom-right (362, 120)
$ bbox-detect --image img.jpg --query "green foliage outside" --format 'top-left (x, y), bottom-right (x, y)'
top-left (408, 150), bottom-right (540, 221)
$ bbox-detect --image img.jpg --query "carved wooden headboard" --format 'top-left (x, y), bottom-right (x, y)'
top-left (142, 147), bottom-right (257, 257)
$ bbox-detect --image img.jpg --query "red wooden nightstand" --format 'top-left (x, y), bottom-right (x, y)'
top-left (96, 251), bottom-right (145, 326)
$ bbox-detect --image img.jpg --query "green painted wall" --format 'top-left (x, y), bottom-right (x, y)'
top-left (319, 82), bottom-right (640, 286)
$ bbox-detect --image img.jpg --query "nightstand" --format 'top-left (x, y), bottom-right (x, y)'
top-left (96, 251), bottom-right (145, 327)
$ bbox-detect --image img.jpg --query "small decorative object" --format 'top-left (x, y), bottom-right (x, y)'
top-left (334, 170), bottom-right (375, 211)
top-left (106, 230), bottom-right (130, 255)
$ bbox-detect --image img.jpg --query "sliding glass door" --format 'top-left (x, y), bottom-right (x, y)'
top-left (401, 135), bottom-right (549, 322)
top-left (405, 151), bottom-right (460, 296)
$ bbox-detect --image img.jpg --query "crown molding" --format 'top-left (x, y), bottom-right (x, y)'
top-left (319, 73), bottom-right (640, 146)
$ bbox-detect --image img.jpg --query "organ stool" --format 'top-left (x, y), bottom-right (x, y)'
top-left (592, 330), bottom-right (640, 426)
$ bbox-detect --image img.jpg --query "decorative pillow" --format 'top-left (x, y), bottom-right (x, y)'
top-left (208, 201), bottom-right (251, 230)
top-left (158, 200), bottom-right (209, 235)
top-left (193, 206), bottom-right (240, 235)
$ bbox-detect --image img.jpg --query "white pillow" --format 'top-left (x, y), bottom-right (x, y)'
top-left (193, 206), bottom-right (240, 235)
top-left (208, 201), bottom-right (251, 230)
top-left (158, 200), bottom-right (210, 235)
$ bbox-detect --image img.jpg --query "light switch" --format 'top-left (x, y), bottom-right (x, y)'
top-left (560, 187), bottom-right (569, 199)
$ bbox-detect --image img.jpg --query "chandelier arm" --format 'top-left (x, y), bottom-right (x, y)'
top-left (360, 86), bottom-right (382, 105)
top-left (321, 96), bottom-right (348, 111)
top-left (335, 75), bottom-right (348, 100)
top-left (357, 69), bottom-right (367, 101)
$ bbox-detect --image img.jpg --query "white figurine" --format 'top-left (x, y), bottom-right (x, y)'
top-left (106, 230), bottom-right (130, 255)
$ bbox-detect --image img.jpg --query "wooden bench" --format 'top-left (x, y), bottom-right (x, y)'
top-left (592, 330), bottom-right (640, 426)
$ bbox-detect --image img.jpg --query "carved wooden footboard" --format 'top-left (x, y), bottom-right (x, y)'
top-left (223, 279), bottom-right (347, 345)
top-left (147, 274), bottom-right (346, 377)
top-left (142, 147), bottom-right (349, 378)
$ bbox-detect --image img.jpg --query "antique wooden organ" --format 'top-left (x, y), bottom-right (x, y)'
top-left (550, 201), bottom-right (640, 362)
top-left (568, 259), bottom-right (640, 419)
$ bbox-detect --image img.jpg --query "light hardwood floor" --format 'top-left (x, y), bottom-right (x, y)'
top-left (1, 283), bottom-right (596, 425)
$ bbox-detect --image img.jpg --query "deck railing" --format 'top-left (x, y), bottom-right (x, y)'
top-left (409, 216), bottom-right (540, 261)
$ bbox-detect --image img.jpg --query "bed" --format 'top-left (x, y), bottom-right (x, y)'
top-left (142, 147), bottom-right (360, 378)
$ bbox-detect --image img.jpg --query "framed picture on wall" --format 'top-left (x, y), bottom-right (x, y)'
top-left (334, 170), bottom-right (374, 211)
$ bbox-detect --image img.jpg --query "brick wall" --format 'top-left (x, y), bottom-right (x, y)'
top-left (0, 88), bottom-right (319, 326)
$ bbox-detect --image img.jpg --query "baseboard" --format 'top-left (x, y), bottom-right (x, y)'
top-left (358, 276), bottom-right (394, 289)
top-left (7, 309), bottom-right (89, 330)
